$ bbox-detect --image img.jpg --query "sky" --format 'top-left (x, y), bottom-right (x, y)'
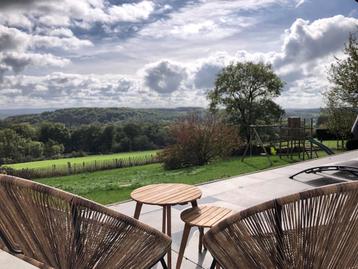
top-left (0, 0), bottom-right (357, 109)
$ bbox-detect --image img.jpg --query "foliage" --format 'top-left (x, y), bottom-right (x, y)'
top-left (0, 129), bottom-right (45, 164)
top-left (2, 107), bottom-right (206, 126)
top-left (44, 140), bottom-right (64, 158)
top-left (0, 120), bottom-right (170, 164)
top-left (208, 62), bottom-right (284, 140)
top-left (328, 33), bottom-right (358, 108)
top-left (160, 114), bottom-right (240, 169)
top-left (326, 33), bottom-right (358, 138)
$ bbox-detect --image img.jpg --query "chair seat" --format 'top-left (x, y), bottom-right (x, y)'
top-left (181, 206), bottom-right (234, 228)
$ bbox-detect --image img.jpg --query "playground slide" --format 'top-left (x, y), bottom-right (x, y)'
top-left (308, 137), bottom-right (335, 155)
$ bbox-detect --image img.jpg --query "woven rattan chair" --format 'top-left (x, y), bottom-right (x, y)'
top-left (204, 182), bottom-right (358, 269)
top-left (0, 174), bottom-right (171, 269)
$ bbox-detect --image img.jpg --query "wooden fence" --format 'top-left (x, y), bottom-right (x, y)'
top-left (0, 155), bottom-right (160, 179)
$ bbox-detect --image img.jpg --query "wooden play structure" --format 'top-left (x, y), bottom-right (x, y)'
top-left (242, 117), bottom-right (334, 164)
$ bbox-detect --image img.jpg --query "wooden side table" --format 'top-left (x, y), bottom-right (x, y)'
top-left (131, 183), bottom-right (202, 269)
top-left (176, 205), bottom-right (234, 269)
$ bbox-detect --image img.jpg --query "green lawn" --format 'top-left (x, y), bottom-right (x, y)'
top-left (322, 140), bottom-right (346, 151)
top-left (4, 150), bottom-right (159, 170)
top-left (37, 155), bottom-right (299, 205)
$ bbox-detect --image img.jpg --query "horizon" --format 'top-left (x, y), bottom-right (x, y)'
top-left (0, 106), bottom-right (323, 111)
top-left (0, 0), bottom-right (357, 109)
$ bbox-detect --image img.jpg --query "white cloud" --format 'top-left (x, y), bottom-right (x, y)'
top-left (140, 15), bottom-right (358, 107)
top-left (31, 35), bottom-right (92, 50)
top-left (0, 0), bottom-right (156, 29)
top-left (295, 0), bottom-right (305, 8)
top-left (143, 61), bottom-right (188, 94)
top-left (139, 0), bottom-right (285, 40)
top-left (0, 25), bottom-right (29, 52)
top-left (0, 0), bottom-right (357, 109)
top-left (108, 1), bottom-right (155, 23)
top-left (1, 52), bottom-right (69, 73)
top-left (0, 73), bottom-right (140, 107)
top-left (0, 25), bottom-right (71, 79)
top-left (273, 15), bottom-right (358, 68)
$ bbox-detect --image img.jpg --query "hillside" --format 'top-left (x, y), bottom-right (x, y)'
top-left (2, 107), bottom-right (206, 126)
top-left (0, 108), bottom-right (57, 119)
top-left (1, 107), bottom-right (323, 127)
top-left (284, 108), bottom-right (321, 120)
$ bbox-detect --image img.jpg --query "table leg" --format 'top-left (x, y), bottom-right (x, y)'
top-left (133, 202), bottom-right (142, 219)
top-left (198, 227), bottom-right (204, 252)
top-left (176, 224), bottom-right (191, 269)
top-left (162, 206), bottom-right (166, 234)
top-left (166, 205), bottom-right (172, 269)
top-left (191, 200), bottom-right (198, 207)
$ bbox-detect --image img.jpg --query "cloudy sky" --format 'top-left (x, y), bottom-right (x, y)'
top-left (0, 0), bottom-right (357, 109)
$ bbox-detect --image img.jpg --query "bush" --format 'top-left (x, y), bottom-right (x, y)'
top-left (160, 114), bottom-right (240, 170)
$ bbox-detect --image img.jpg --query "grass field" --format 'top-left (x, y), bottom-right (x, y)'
top-left (4, 150), bottom-right (159, 170)
top-left (37, 155), bottom-right (301, 205)
top-left (322, 140), bottom-right (346, 150)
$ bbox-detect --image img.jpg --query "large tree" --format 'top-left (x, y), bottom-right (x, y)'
top-left (208, 62), bottom-right (284, 140)
top-left (326, 32), bottom-right (358, 139)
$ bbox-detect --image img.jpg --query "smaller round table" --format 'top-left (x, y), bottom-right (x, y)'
top-left (131, 183), bottom-right (202, 269)
top-left (176, 205), bottom-right (234, 269)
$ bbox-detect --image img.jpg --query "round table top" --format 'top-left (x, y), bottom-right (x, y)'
top-left (181, 205), bottom-right (234, 228)
top-left (131, 183), bottom-right (202, 206)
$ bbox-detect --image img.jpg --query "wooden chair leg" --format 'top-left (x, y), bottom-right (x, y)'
top-left (133, 202), bottom-right (142, 219)
top-left (191, 200), bottom-right (198, 207)
top-left (198, 227), bottom-right (204, 252)
top-left (166, 205), bottom-right (172, 269)
top-left (176, 224), bottom-right (191, 269)
top-left (162, 206), bottom-right (166, 234)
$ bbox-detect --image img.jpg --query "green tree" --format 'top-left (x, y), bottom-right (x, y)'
top-left (25, 141), bottom-right (44, 159)
top-left (99, 125), bottom-right (115, 153)
top-left (44, 140), bottom-right (64, 158)
top-left (0, 129), bottom-right (27, 164)
top-left (70, 125), bottom-right (102, 153)
top-left (208, 62), bottom-right (284, 140)
top-left (11, 123), bottom-right (37, 140)
top-left (123, 123), bottom-right (141, 138)
top-left (39, 122), bottom-right (70, 148)
top-left (326, 33), bottom-right (358, 138)
top-left (133, 135), bottom-right (152, 150)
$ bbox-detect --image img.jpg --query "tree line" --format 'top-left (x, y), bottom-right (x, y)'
top-left (0, 122), bottom-right (170, 164)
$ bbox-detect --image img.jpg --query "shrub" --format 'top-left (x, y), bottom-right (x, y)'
top-left (160, 114), bottom-right (240, 170)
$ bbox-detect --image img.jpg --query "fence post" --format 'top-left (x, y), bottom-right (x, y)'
top-left (67, 162), bottom-right (72, 175)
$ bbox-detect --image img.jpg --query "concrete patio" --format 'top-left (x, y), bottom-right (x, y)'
top-left (1, 150), bottom-right (357, 268)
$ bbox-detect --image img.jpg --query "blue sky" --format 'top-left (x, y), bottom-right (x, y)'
top-left (0, 0), bottom-right (357, 109)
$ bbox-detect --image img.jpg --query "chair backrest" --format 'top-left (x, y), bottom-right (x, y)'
top-left (0, 174), bottom-right (171, 269)
top-left (204, 182), bottom-right (358, 269)
top-left (352, 115), bottom-right (358, 139)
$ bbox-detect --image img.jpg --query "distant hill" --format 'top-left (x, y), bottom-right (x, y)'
top-left (0, 108), bottom-right (57, 119)
top-left (284, 108), bottom-right (321, 121)
top-left (1, 107), bottom-right (323, 127)
top-left (2, 107), bottom-right (206, 126)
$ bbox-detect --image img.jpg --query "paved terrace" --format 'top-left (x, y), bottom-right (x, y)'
top-left (1, 150), bottom-right (357, 268)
